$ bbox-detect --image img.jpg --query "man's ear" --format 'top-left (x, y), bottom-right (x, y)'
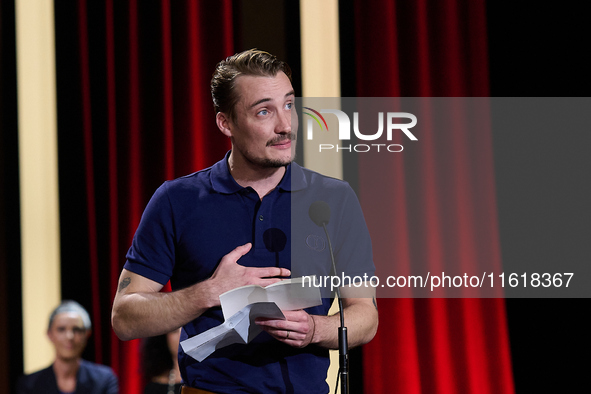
top-left (216, 112), bottom-right (232, 138)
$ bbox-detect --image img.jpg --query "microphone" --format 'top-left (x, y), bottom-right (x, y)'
top-left (308, 201), bottom-right (349, 394)
top-left (308, 200), bottom-right (331, 227)
top-left (263, 228), bottom-right (287, 268)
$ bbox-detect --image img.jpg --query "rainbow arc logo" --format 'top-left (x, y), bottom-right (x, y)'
top-left (303, 107), bottom-right (329, 132)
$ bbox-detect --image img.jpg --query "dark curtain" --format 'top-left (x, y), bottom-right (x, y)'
top-left (487, 4), bottom-right (591, 392)
top-left (55, 1), bottom-right (233, 392)
top-left (351, 1), bottom-right (515, 392)
top-left (1, 1), bottom-right (23, 393)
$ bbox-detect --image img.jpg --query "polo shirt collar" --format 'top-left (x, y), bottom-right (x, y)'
top-left (279, 161), bottom-right (308, 192)
top-left (211, 151), bottom-right (308, 194)
top-left (211, 151), bottom-right (243, 194)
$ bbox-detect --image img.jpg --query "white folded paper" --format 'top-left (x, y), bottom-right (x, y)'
top-left (219, 276), bottom-right (322, 320)
top-left (181, 277), bottom-right (322, 362)
top-left (180, 302), bottom-right (284, 362)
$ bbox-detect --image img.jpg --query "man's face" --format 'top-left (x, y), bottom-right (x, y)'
top-left (47, 312), bottom-right (89, 362)
top-left (223, 72), bottom-right (297, 168)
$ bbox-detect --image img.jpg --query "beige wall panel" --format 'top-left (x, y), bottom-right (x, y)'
top-left (300, 0), bottom-right (343, 181)
top-left (16, 0), bottom-right (61, 373)
top-left (300, 1), bottom-right (343, 392)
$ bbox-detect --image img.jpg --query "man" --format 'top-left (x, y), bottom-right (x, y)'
top-left (112, 49), bottom-right (378, 393)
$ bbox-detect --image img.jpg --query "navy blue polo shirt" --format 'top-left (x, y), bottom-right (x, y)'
top-left (125, 152), bottom-right (374, 393)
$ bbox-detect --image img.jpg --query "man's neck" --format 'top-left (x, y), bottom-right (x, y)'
top-left (227, 152), bottom-right (287, 199)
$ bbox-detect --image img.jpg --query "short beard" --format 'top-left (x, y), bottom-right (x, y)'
top-left (256, 157), bottom-right (293, 168)
top-left (239, 132), bottom-right (297, 168)
top-left (243, 146), bottom-right (296, 168)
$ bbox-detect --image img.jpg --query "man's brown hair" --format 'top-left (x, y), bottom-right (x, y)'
top-left (211, 49), bottom-right (292, 120)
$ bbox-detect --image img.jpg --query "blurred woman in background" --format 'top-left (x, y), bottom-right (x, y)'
top-left (17, 300), bottom-right (118, 394)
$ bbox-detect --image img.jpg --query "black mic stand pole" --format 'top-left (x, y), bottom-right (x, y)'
top-left (322, 222), bottom-right (348, 394)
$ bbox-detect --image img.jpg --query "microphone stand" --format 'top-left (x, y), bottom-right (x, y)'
top-left (322, 222), bottom-right (349, 394)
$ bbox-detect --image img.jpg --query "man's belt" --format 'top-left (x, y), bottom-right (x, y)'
top-left (180, 386), bottom-right (217, 394)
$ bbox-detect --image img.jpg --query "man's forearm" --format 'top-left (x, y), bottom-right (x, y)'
top-left (112, 246), bottom-right (290, 341)
top-left (111, 275), bottom-right (216, 340)
top-left (311, 298), bottom-right (378, 349)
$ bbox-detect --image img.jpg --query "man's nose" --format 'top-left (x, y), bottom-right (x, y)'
top-left (276, 110), bottom-right (292, 133)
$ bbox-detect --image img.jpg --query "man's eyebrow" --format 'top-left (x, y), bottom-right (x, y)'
top-left (249, 98), bottom-right (271, 109)
top-left (249, 90), bottom-right (295, 109)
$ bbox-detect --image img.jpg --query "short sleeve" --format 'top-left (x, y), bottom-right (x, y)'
top-left (124, 182), bottom-right (176, 284)
top-left (334, 185), bottom-right (375, 280)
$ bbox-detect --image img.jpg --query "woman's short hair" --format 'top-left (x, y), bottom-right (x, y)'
top-left (48, 300), bottom-right (92, 331)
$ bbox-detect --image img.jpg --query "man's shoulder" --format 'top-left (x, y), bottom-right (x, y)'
top-left (160, 155), bottom-right (235, 197)
top-left (290, 163), bottom-right (362, 215)
top-left (153, 164), bottom-right (218, 201)
top-left (294, 162), bottom-right (352, 191)
top-left (165, 166), bottom-right (214, 189)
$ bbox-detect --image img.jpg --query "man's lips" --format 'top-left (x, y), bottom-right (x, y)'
top-left (270, 139), bottom-right (292, 148)
top-left (267, 132), bottom-right (295, 148)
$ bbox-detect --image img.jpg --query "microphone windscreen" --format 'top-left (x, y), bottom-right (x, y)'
top-left (263, 228), bottom-right (287, 253)
top-left (308, 200), bottom-right (331, 226)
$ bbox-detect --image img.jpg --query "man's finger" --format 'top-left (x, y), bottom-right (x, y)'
top-left (223, 243), bottom-right (252, 262)
top-left (256, 278), bottom-right (287, 287)
top-left (251, 267), bottom-right (291, 278)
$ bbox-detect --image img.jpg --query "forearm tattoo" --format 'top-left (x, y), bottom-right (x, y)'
top-left (118, 277), bottom-right (131, 292)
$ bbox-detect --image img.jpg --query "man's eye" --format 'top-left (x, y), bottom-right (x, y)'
top-left (257, 109), bottom-right (269, 116)
top-left (285, 102), bottom-right (292, 110)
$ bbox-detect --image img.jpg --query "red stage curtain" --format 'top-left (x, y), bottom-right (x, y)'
top-left (353, 1), bottom-right (515, 392)
top-left (61, 1), bottom-right (233, 392)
